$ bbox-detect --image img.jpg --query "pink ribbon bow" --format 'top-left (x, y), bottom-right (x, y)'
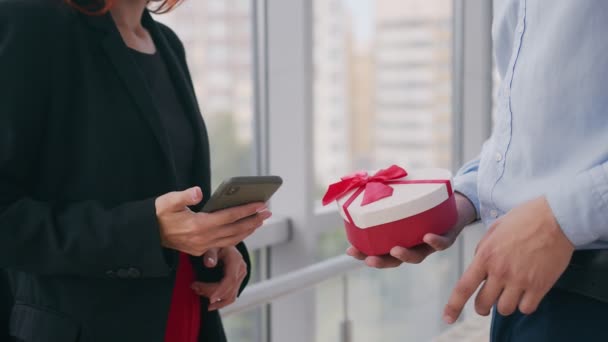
top-left (322, 165), bottom-right (408, 207)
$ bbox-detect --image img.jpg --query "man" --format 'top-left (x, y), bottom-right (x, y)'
top-left (348, 1), bottom-right (608, 340)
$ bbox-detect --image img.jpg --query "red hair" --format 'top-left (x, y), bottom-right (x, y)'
top-left (66, 0), bottom-right (182, 15)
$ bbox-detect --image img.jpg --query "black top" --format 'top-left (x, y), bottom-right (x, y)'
top-left (130, 48), bottom-right (195, 190)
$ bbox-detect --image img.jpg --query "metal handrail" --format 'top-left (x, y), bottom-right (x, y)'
top-left (221, 255), bottom-right (365, 317)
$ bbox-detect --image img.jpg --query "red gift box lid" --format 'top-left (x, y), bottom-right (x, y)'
top-left (336, 168), bottom-right (453, 229)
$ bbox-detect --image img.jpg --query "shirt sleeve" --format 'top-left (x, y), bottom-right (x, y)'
top-left (545, 162), bottom-right (608, 247)
top-left (453, 157), bottom-right (481, 220)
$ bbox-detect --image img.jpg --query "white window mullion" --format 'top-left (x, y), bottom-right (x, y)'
top-left (265, 0), bottom-right (317, 341)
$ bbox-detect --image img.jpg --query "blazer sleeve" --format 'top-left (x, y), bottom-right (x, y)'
top-left (0, 2), bottom-right (172, 278)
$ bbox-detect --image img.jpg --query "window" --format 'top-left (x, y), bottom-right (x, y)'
top-left (312, 0), bottom-right (456, 340)
top-left (154, 0), bottom-right (493, 340)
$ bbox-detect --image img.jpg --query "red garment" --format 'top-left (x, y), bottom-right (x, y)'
top-left (165, 253), bottom-right (200, 342)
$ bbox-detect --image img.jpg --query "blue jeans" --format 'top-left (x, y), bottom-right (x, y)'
top-left (491, 287), bottom-right (608, 342)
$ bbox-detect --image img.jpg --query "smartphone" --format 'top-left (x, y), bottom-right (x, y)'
top-left (201, 176), bottom-right (283, 213)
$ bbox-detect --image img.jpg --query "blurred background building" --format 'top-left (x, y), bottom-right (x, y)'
top-left (313, 0), bottom-right (452, 190)
top-left (373, 0), bottom-right (452, 169)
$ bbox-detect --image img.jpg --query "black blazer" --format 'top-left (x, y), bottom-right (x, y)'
top-left (0, 1), bottom-right (250, 341)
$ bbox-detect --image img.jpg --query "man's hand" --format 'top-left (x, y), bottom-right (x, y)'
top-left (347, 192), bottom-right (477, 268)
top-left (444, 196), bottom-right (575, 324)
top-left (190, 246), bottom-right (248, 311)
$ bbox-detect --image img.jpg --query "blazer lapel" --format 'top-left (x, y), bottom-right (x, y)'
top-left (81, 12), bottom-right (178, 185)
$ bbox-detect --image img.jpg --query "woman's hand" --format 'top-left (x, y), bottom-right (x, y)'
top-left (346, 192), bottom-right (477, 268)
top-left (190, 246), bottom-right (248, 311)
top-left (155, 186), bottom-right (272, 256)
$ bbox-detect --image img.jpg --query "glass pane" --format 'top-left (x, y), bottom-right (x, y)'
top-left (315, 249), bottom-right (460, 342)
top-left (223, 308), bottom-right (265, 342)
top-left (313, 0), bottom-right (456, 340)
top-left (316, 226), bottom-right (350, 262)
top-left (155, 2), bottom-right (261, 341)
top-left (313, 0), bottom-right (453, 201)
top-left (349, 249), bottom-right (459, 341)
top-left (315, 276), bottom-right (346, 342)
top-left (222, 251), bottom-right (265, 342)
top-left (156, 0), bottom-right (256, 189)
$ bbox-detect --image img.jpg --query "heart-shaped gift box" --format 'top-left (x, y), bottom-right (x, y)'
top-left (323, 165), bottom-right (458, 256)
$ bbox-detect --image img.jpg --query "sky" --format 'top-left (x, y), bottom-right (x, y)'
top-left (341, 0), bottom-right (374, 44)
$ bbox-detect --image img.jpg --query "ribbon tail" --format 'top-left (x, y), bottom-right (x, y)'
top-left (322, 181), bottom-right (357, 206)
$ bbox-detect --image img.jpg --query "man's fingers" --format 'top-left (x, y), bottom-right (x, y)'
top-left (474, 277), bottom-right (503, 316)
top-left (445, 261), bottom-right (486, 324)
top-left (389, 245), bottom-right (434, 264)
top-left (497, 286), bottom-right (524, 316)
top-left (346, 246), bottom-right (367, 260)
top-left (518, 290), bottom-right (543, 315)
top-left (423, 234), bottom-right (453, 251)
top-left (365, 255), bottom-right (403, 269)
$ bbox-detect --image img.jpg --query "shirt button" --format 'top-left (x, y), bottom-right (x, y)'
top-left (490, 209), bottom-right (499, 219)
top-left (495, 153), bottom-right (503, 162)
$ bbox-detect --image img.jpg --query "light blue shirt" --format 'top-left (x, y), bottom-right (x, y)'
top-left (454, 0), bottom-right (608, 249)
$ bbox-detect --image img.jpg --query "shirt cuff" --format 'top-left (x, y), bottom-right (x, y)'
top-left (545, 164), bottom-right (608, 247)
top-left (453, 172), bottom-right (481, 220)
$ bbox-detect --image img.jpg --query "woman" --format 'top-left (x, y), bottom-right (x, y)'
top-left (0, 0), bottom-right (271, 341)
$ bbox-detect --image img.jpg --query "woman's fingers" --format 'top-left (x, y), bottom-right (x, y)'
top-left (209, 259), bottom-right (246, 301)
top-left (196, 211), bottom-right (270, 250)
top-left (208, 290), bottom-right (238, 311)
top-left (191, 282), bottom-right (218, 298)
top-left (208, 259), bottom-right (247, 311)
top-left (216, 211), bottom-right (272, 239)
top-left (202, 248), bottom-right (219, 268)
top-left (208, 202), bottom-right (267, 226)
